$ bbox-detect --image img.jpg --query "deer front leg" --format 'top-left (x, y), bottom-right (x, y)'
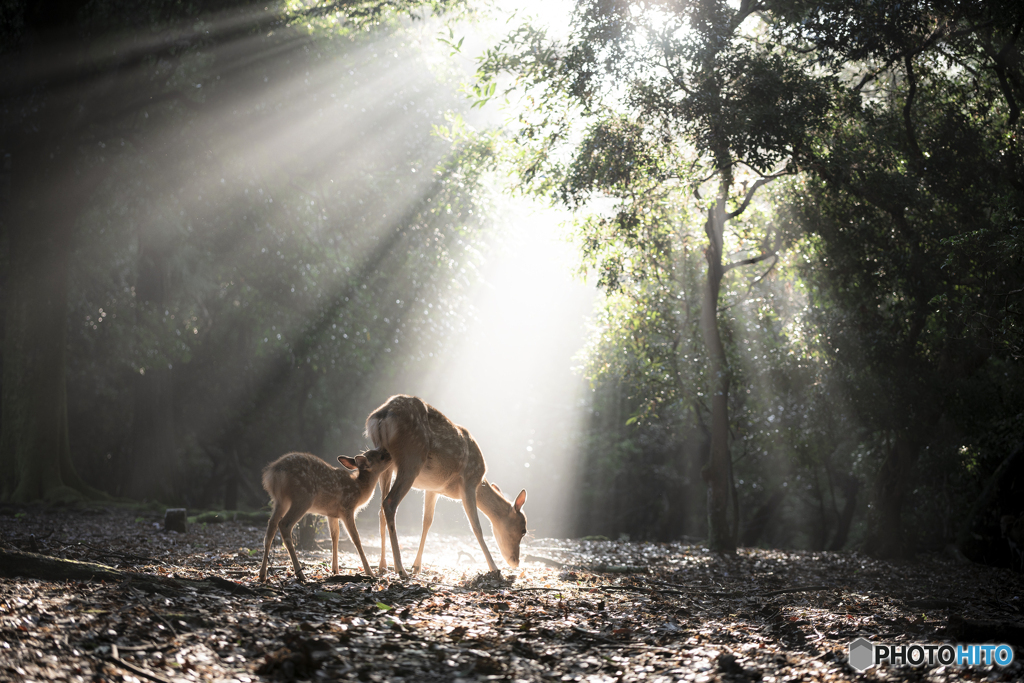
top-left (412, 491), bottom-right (438, 574)
top-left (382, 463), bottom-right (421, 579)
top-left (328, 516), bottom-right (340, 575)
top-left (341, 509), bottom-right (375, 577)
top-left (460, 483), bottom-right (499, 573)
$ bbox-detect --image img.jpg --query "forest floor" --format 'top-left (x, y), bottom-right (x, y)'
top-left (1, 505), bottom-right (1023, 683)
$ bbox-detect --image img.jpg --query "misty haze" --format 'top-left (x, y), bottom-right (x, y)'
top-left (1, 0), bottom-right (1022, 681)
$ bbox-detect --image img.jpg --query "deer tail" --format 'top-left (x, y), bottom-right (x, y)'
top-left (365, 395), bottom-right (430, 453)
top-left (365, 406), bottom-right (394, 451)
top-left (261, 463), bottom-right (285, 501)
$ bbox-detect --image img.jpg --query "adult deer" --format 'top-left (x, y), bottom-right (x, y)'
top-left (366, 394), bottom-right (527, 578)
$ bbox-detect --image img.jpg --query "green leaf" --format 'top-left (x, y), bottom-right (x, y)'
top-left (376, 601), bottom-right (392, 611)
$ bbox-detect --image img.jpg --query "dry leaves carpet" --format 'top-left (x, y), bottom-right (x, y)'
top-left (1, 506), bottom-right (1022, 682)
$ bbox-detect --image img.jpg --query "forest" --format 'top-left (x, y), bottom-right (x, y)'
top-left (1, 0), bottom-right (1022, 681)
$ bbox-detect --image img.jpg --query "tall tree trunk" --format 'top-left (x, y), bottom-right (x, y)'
top-left (829, 475), bottom-right (859, 551)
top-left (810, 468), bottom-right (829, 551)
top-left (957, 442), bottom-right (1023, 556)
top-left (865, 432), bottom-right (918, 558)
top-left (223, 450), bottom-right (239, 511)
top-left (741, 488), bottom-right (787, 547)
top-left (0, 132), bottom-right (103, 502)
top-left (700, 175), bottom-right (735, 553)
top-left (125, 228), bottom-right (177, 501)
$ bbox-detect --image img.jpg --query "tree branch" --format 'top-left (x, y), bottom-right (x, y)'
top-left (726, 171), bottom-right (788, 220)
top-left (854, 60), bottom-right (895, 92)
top-left (982, 22), bottom-right (1023, 130)
top-left (903, 54), bottom-right (925, 160)
top-left (731, 0), bottom-right (766, 31)
top-left (723, 250), bottom-right (776, 274)
top-left (992, 63), bottom-right (1021, 128)
top-left (851, 20), bottom-right (966, 94)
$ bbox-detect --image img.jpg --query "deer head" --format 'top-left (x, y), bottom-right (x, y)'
top-left (338, 448), bottom-right (391, 473)
top-left (487, 483), bottom-right (528, 567)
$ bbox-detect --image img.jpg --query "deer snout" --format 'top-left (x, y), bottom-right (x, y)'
top-left (501, 546), bottom-right (520, 568)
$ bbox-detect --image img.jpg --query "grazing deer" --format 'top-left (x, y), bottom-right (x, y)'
top-left (258, 449), bottom-right (391, 582)
top-left (365, 394), bottom-right (528, 578)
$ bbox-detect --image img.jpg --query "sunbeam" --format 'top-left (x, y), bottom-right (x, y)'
top-left (384, 202), bottom-right (595, 541)
top-left (4, 0), bottom-right (600, 549)
top-left (4, 0), bottom-right (1023, 678)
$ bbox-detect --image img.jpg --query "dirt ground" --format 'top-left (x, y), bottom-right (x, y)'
top-left (1, 504), bottom-right (1023, 682)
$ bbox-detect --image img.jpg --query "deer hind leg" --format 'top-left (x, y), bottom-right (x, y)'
top-left (259, 500), bottom-right (289, 582)
top-left (277, 500), bottom-right (313, 582)
top-left (328, 516), bottom-right (340, 574)
top-left (411, 491), bottom-right (439, 575)
top-left (460, 482), bottom-right (499, 572)
top-left (341, 509), bottom-right (374, 577)
top-left (377, 469), bottom-right (393, 573)
top-left (382, 459), bottom-right (424, 579)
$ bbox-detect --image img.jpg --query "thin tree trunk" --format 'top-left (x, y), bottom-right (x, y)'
top-left (297, 515), bottom-right (318, 550)
top-left (700, 175), bottom-right (735, 553)
top-left (729, 449), bottom-right (740, 545)
top-left (224, 450), bottom-right (240, 510)
top-left (741, 488), bottom-right (787, 547)
top-left (810, 468), bottom-right (829, 551)
top-left (125, 228), bottom-right (177, 502)
top-left (866, 432), bottom-right (918, 558)
top-left (956, 441), bottom-right (1022, 555)
top-left (829, 475), bottom-right (859, 550)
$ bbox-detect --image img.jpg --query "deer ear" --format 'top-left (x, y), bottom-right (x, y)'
top-left (338, 456), bottom-right (357, 470)
top-left (353, 455), bottom-right (370, 469)
top-left (514, 489), bottom-right (527, 512)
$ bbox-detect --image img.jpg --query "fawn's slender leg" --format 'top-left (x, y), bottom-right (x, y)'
top-left (411, 491), bottom-right (438, 574)
top-left (377, 469), bottom-right (393, 573)
top-left (341, 509), bottom-right (374, 577)
top-left (328, 516), bottom-right (340, 574)
top-left (259, 501), bottom-right (289, 582)
top-left (460, 481), bottom-right (499, 572)
top-left (278, 503), bottom-right (312, 582)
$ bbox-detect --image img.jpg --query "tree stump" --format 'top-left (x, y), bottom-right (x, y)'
top-left (164, 508), bottom-right (188, 533)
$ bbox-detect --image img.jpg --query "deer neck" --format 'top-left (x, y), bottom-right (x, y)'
top-left (353, 470), bottom-right (378, 504)
top-left (476, 479), bottom-right (512, 522)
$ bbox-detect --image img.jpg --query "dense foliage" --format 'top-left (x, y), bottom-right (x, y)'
top-left (477, 0), bottom-right (1023, 560)
top-left (0, 0), bottom-right (492, 505)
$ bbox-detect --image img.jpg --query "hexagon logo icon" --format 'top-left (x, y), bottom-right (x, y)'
top-left (848, 638), bottom-right (875, 672)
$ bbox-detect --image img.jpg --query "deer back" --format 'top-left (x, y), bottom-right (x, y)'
top-left (365, 394), bottom-right (431, 457)
top-left (367, 395), bottom-right (485, 490)
top-left (262, 451), bottom-right (376, 519)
